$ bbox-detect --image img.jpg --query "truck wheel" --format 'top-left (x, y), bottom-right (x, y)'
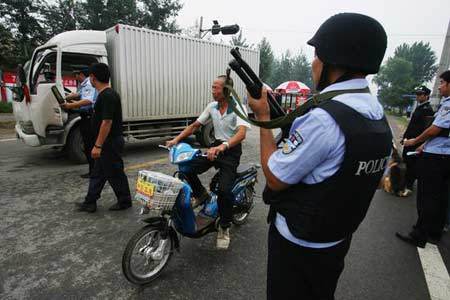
top-left (66, 126), bottom-right (87, 164)
top-left (196, 122), bottom-right (215, 147)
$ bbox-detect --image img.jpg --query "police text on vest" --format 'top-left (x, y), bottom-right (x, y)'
top-left (355, 156), bottom-right (390, 176)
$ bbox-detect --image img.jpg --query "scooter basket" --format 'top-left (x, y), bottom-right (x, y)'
top-left (135, 170), bottom-right (184, 210)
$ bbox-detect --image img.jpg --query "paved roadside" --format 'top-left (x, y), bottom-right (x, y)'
top-left (0, 113), bottom-right (16, 139)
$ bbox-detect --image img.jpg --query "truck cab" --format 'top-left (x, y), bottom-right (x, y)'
top-left (13, 30), bottom-right (107, 162)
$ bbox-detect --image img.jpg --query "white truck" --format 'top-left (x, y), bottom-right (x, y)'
top-left (12, 24), bottom-right (259, 162)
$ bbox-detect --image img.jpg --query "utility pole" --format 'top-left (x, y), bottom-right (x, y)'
top-left (197, 16), bottom-right (203, 39)
top-left (430, 19), bottom-right (450, 108)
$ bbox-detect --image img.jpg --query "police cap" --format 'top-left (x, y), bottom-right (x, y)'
top-left (415, 85), bottom-right (431, 95)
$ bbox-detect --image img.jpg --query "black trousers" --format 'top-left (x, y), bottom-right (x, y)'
top-left (403, 146), bottom-right (418, 190)
top-left (84, 136), bottom-right (132, 205)
top-left (79, 113), bottom-right (95, 174)
top-left (183, 144), bottom-right (242, 228)
top-left (413, 153), bottom-right (450, 241)
top-left (267, 224), bottom-right (352, 300)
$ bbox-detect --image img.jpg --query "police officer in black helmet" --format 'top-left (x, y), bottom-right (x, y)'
top-left (248, 13), bottom-right (392, 299)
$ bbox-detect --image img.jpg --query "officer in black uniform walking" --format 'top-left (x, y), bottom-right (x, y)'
top-left (76, 63), bottom-right (132, 213)
top-left (248, 13), bottom-right (392, 299)
top-left (401, 86), bottom-right (434, 195)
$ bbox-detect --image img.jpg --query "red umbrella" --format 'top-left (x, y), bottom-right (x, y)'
top-left (275, 81), bottom-right (310, 94)
top-left (275, 81), bottom-right (311, 111)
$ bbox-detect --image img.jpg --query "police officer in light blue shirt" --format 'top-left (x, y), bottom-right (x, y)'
top-left (248, 13), bottom-right (391, 300)
top-left (61, 68), bottom-right (98, 177)
top-left (398, 70), bottom-right (450, 247)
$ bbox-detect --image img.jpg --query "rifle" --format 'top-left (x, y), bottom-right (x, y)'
top-left (229, 47), bottom-right (286, 119)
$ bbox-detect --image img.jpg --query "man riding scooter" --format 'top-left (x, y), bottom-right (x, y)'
top-left (166, 74), bottom-right (251, 250)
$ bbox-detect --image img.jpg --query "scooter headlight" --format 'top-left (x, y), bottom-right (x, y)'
top-left (175, 152), bottom-right (191, 163)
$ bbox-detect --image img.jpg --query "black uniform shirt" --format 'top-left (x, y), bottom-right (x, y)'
top-left (92, 88), bottom-right (123, 139)
top-left (403, 101), bottom-right (434, 140)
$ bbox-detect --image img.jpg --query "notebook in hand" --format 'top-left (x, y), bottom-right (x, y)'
top-left (51, 85), bottom-right (66, 104)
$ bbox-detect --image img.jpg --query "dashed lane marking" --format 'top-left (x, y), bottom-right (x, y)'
top-left (0, 138), bottom-right (16, 142)
top-left (124, 157), bottom-right (168, 172)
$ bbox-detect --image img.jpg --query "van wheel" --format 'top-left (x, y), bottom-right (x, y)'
top-left (196, 122), bottom-right (215, 147)
top-left (66, 126), bottom-right (87, 164)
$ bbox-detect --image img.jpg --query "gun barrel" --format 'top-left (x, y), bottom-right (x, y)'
top-left (229, 47), bottom-right (286, 117)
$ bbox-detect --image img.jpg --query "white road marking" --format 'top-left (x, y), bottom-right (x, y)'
top-left (0, 138), bottom-right (16, 142)
top-left (417, 244), bottom-right (450, 300)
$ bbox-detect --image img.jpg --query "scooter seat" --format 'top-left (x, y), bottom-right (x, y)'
top-left (236, 164), bottom-right (255, 177)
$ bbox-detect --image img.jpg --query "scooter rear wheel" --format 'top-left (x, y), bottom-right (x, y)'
top-left (122, 225), bottom-right (173, 285)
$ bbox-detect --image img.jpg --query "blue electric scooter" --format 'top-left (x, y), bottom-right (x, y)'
top-left (122, 143), bottom-right (259, 285)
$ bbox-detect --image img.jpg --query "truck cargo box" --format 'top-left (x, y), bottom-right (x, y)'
top-left (105, 24), bottom-right (259, 122)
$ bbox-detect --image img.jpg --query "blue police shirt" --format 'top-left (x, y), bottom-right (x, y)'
top-left (423, 97), bottom-right (450, 155)
top-left (268, 78), bottom-right (385, 248)
top-left (78, 77), bottom-right (97, 111)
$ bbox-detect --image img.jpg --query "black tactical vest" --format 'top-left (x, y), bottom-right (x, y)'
top-left (264, 100), bottom-right (392, 243)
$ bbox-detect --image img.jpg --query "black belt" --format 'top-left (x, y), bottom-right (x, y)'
top-left (422, 152), bottom-right (450, 159)
top-left (79, 109), bottom-right (93, 117)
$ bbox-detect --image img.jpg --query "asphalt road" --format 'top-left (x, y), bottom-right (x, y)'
top-left (0, 121), bottom-right (448, 299)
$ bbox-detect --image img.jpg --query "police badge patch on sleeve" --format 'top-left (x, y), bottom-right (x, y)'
top-left (440, 106), bottom-right (450, 116)
top-left (282, 130), bottom-right (304, 154)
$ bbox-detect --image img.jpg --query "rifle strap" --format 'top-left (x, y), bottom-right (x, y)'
top-left (225, 85), bottom-right (371, 129)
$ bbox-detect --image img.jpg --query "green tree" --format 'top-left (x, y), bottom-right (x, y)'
top-left (0, 0), bottom-right (47, 67)
top-left (374, 57), bottom-right (415, 112)
top-left (291, 51), bottom-right (312, 88)
top-left (76, 0), bottom-right (182, 32)
top-left (40, 0), bottom-right (77, 36)
top-left (271, 50), bottom-right (293, 88)
top-left (394, 41), bottom-right (438, 83)
top-left (258, 38), bottom-right (274, 85)
top-left (0, 24), bottom-right (17, 69)
top-left (136, 0), bottom-right (183, 33)
top-left (76, 0), bottom-right (109, 30)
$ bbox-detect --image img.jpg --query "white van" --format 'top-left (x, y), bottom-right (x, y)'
top-left (12, 24), bottom-right (259, 162)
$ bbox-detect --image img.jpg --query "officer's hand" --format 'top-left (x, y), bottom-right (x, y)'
top-left (207, 145), bottom-right (225, 161)
top-left (91, 147), bottom-right (101, 159)
top-left (416, 144), bottom-right (424, 154)
top-left (404, 138), bottom-right (416, 147)
top-left (165, 139), bottom-right (177, 148)
top-left (64, 93), bottom-right (76, 101)
top-left (248, 87), bottom-right (270, 121)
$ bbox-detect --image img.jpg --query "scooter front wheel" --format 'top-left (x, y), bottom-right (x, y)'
top-left (122, 225), bottom-right (173, 285)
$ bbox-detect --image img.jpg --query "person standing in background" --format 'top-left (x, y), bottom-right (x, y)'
top-left (400, 86), bottom-right (434, 196)
top-left (63, 68), bottom-right (98, 178)
top-left (397, 70), bottom-right (450, 247)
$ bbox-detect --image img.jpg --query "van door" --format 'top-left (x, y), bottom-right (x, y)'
top-left (11, 62), bottom-right (32, 126)
top-left (28, 46), bottom-right (65, 137)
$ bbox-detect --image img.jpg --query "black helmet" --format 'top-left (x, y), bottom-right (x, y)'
top-left (308, 13), bottom-right (387, 74)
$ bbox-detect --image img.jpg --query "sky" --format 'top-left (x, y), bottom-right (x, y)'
top-left (177, 0), bottom-right (449, 73)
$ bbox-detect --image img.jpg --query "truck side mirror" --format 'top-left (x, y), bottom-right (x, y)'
top-left (17, 65), bottom-right (26, 85)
